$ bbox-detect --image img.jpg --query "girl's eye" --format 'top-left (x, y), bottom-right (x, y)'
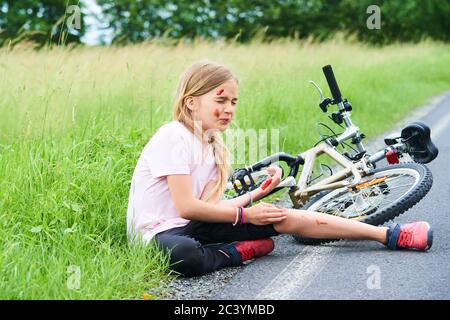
top-left (215, 99), bottom-right (236, 106)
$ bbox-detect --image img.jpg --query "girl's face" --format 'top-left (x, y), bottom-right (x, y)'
top-left (186, 79), bottom-right (238, 135)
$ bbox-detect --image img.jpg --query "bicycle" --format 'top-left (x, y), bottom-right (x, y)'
top-left (224, 65), bottom-right (439, 245)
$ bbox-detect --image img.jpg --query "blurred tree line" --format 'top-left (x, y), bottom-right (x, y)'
top-left (1, 0), bottom-right (449, 47)
top-left (0, 0), bottom-right (81, 47)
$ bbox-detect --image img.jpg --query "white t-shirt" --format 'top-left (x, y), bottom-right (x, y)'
top-left (126, 120), bottom-right (218, 243)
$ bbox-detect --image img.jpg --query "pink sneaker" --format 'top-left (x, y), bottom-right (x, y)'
top-left (386, 222), bottom-right (433, 251)
top-left (234, 238), bottom-right (275, 262)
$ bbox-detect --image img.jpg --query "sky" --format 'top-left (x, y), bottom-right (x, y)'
top-left (80, 0), bottom-right (113, 45)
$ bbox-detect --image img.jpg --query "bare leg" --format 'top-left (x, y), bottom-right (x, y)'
top-left (273, 208), bottom-right (388, 244)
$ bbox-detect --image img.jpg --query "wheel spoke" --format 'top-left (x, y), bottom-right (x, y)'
top-left (313, 171), bottom-right (418, 219)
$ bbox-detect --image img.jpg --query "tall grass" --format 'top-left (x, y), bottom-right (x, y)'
top-left (1, 39), bottom-right (450, 299)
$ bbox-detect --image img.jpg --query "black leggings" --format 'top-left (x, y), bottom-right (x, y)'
top-left (153, 220), bottom-right (280, 277)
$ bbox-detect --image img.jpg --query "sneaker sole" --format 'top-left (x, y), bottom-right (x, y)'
top-left (425, 222), bottom-right (433, 251)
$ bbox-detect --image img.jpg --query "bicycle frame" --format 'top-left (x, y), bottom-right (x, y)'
top-left (288, 103), bottom-right (371, 208)
top-left (252, 94), bottom-right (373, 208)
top-left (288, 141), bottom-right (366, 208)
top-left (233, 99), bottom-right (377, 207)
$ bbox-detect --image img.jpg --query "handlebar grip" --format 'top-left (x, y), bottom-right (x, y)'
top-left (322, 65), bottom-right (342, 103)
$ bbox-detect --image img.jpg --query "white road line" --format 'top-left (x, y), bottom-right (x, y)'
top-left (255, 242), bottom-right (343, 299)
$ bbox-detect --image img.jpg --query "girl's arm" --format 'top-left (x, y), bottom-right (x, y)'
top-left (168, 174), bottom-right (288, 225)
top-left (167, 174), bottom-right (239, 223)
top-left (202, 165), bottom-right (284, 207)
top-left (203, 181), bottom-right (265, 208)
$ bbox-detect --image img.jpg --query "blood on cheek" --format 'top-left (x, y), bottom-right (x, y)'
top-left (214, 87), bottom-right (224, 118)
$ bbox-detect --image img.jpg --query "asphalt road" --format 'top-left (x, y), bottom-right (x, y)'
top-left (211, 91), bottom-right (450, 300)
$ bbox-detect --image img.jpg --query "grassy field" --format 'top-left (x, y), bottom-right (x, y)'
top-left (1, 39), bottom-right (450, 299)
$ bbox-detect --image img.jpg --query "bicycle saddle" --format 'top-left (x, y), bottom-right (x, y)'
top-left (401, 121), bottom-right (438, 164)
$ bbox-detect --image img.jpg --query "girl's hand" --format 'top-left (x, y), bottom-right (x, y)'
top-left (246, 202), bottom-right (288, 225)
top-left (259, 165), bottom-right (283, 195)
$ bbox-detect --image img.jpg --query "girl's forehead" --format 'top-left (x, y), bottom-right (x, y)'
top-left (213, 80), bottom-right (238, 97)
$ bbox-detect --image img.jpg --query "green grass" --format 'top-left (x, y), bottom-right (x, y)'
top-left (1, 39), bottom-right (450, 299)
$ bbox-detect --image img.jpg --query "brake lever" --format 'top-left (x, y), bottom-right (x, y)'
top-left (309, 80), bottom-right (332, 113)
top-left (309, 80), bottom-right (324, 102)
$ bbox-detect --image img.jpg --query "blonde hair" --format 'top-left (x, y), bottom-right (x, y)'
top-left (172, 60), bottom-right (238, 202)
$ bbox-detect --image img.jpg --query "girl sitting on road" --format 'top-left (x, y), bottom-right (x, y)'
top-left (126, 60), bottom-right (433, 277)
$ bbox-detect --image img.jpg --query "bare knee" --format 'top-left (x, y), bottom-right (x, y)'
top-left (273, 209), bottom-right (314, 234)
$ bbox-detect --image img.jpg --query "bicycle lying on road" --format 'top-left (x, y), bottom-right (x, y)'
top-left (224, 65), bottom-right (439, 244)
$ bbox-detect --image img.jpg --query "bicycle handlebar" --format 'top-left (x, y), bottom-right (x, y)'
top-left (322, 65), bottom-right (343, 104)
top-left (250, 152), bottom-right (304, 173)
